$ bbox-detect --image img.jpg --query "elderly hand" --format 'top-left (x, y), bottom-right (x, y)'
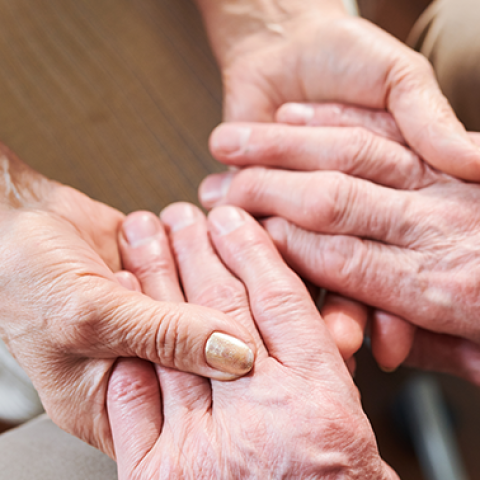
top-left (0, 146), bottom-right (256, 457)
top-left (107, 203), bottom-right (398, 479)
top-left (200, 111), bottom-right (480, 385)
top-left (194, 0), bottom-right (480, 180)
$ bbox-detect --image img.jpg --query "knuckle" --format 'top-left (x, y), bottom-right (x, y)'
top-left (320, 236), bottom-right (371, 288)
top-left (193, 279), bottom-right (247, 316)
top-left (109, 367), bottom-right (153, 405)
top-left (344, 127), bottom-right (375, 171)
top-left (254, 276), bottom-right (312, 318)
top-left (412, 51), bottom-right (434, 75)
top-left (154, 306), bottom-right (185, 369)
top-left (55, 284), bottom-right (102, 353)
top-left (131, 255), bottom-right (175, 283)
top-left (231, 167), bottom-right (268, 204)
top-left (303, 171), bottom-right (354, 230)
top-left (52, 278), bottom-right (114, 354)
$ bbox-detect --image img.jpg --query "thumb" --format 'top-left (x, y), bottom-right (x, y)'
top-left (107, 358), bottom-right (160, 472)
top-left (87, 280), bottom-right (256, 381)
top-left (387, 58), bottom-right (480, 181)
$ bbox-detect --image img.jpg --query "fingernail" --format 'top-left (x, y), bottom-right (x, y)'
top-left (199, 173), bottom-right (234, 207)
top-left (211, 125), bottom-right (251, 155)
top-left (205, 332), bottom-right (254, 377)
top-left (379, 365), bottom-right (397, 373)
top-left (162, 203), bottom-right (200, 232)
top-left (123, 213), bottom-right (160, 248)
top-left (208, 206), bottom-right (245, 236)
top-left (277, 103), bottom-right (314, 124)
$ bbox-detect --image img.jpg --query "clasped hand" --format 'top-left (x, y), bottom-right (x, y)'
top-left (201, 102), bottom-right (480, 384)
top-left (107, 204), bottom-right (398, 479)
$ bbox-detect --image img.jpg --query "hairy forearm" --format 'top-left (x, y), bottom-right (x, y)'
top-left (193, 0), bottom-right (347, 65)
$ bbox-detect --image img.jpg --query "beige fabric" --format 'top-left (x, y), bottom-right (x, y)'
top-left (0, 415), bottom-right (117, 479)
top-left (408, 0), bottom-right (480, 131)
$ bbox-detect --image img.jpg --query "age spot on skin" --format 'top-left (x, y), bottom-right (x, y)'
top-left (424, 287), bottom-right (452, 308)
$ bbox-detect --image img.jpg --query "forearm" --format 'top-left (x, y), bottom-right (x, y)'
top-left (193, 0), bottom-right (347, 65)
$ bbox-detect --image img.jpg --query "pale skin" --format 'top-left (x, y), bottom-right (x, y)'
top-left (0, 146), bottom-right (257, 457)
top-left (200, 105), bottom-right (480, 386)
top-left (1, 0), bottom-right (478, 465)
top-left (194, 0), bottom-right (480, 180)
top-left (108, 203), bottom-right (399, 480)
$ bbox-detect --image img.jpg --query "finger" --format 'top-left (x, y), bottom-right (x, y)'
top-left (208, 206), bottom-right (345, 370)
top-left (263, 216), bottom-right (429, 330)
top-left (207, 122), bottom-right (435, 190)
top-left (276, 102), bottom-right (405, 144)
top-left (370, 311), bottom-right (416, 372)
top-left (107, 358), bottom-right (161, 471)
top-left (276, 103), bottom-right (480, 156)
top-left (119, 210), bottom-right (213, 420)
top-left (120, 211), bottom-right (184, 302)
top-left (115, 271), bottom-right (142, 292)
top-left (406, 330), bottom-right (480, 387)
top-left (201, 167), bottom-right (414, 247)
top-left (161, 202), bottom-right (267, 359)
top-left (62, 276), bottom-right (256, 380)
top-left (321, 293), bottom-right (368, 361)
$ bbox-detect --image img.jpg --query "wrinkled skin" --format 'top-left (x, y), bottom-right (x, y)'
top-left (195, 0), bottom-right (480, 180)
top-left (107, 204), bottom-right (399, 479)
top-left (200, 106), bottom-right (480, 385)
top-left (0, 146), bottom-right (256, 457)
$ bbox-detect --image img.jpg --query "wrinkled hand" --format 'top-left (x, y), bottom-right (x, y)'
top-left (195, 0), bottom-right (480, 180)
top-left (200, 109), bottom-right (480, 385)
top-left (0, 147), bottom-right (256, 456)
top-left (107, 203), bottom-right (398, 479)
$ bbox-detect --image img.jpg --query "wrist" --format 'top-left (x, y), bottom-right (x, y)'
top-left (194, 0), bottom-right (348, 67)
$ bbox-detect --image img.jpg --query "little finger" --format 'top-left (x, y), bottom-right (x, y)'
top-left (276, 102), bottom-right (405, 144)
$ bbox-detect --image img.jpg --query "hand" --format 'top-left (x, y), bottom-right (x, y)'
top-left (194, 0), bottom-right (480, 180)
top-left (0, 147), bottom-right (256, 457)
top-left (200, 111), bottom-right (480, 385)
top-left (107, 203), bottom-right (398, 479)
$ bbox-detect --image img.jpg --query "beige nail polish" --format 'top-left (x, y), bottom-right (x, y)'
top-left (205, 332), bottom-right (254, 378)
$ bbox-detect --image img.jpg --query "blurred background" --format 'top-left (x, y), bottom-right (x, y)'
top-left (0, 1), bottom-right (479, 479)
